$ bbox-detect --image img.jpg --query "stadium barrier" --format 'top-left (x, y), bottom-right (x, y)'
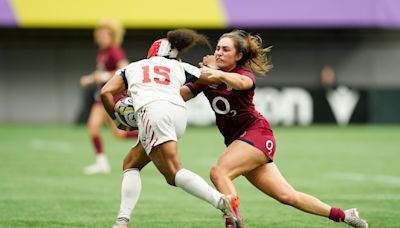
top-left (186, 87), bottom-right (400, 126)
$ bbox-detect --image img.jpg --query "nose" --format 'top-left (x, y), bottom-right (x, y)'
top-left (215, 49), bottom-right (222, 56)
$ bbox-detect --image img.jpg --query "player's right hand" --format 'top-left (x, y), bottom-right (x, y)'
top-left (112, 116), bottom-right (136, 131)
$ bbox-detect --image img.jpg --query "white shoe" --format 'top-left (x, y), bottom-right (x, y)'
top-left (112, 224), bottom-right (128, 228)
top-left (112, 217), bottom-right (129, 228)
top-left (344, 208), bottom-right (368, 228)
top-left (84, 162), bottom-right (111, 175)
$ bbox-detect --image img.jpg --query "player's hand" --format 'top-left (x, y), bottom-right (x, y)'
top-left (199, 55), bottom-right (218, 69)
top-left (80, 75), bottom-right (94, 87)
top-left (93, 71), bottom-right (110, 84)
top-left (200, 66), bottom-right (222, 79)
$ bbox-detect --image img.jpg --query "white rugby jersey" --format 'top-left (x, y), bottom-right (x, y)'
top-left (117, 56), bottom-right (200, 110)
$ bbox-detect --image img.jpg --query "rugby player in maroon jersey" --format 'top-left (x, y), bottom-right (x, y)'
top-left (79, 19), bottom-right (137, 175)
top-left (181, 30), bottom-right (368, 228)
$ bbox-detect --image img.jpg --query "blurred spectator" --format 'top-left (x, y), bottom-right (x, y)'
top-left (320, 65), bottom-right (337, 90)
top-left (78, 18), bottom-right (137, 175)
top-left (319, 65), bottom-right (360, 125)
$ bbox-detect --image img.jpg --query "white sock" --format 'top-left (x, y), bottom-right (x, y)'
top-left (96, 153), bottom-right (109, 165)
top-left (116, 168), bottom-right (142, 222)
top-left (175, 168), bottom-right (223, 209)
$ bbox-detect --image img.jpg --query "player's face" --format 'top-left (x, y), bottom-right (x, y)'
top-left (214, 37), bottom-right (243, 71)
top-left (95, 27), bottom-right (113, 49)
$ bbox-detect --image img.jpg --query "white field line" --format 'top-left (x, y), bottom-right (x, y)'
top-left (328, 171), bottom-right (400, 186)
top-left (30, 138), bottom-right (71, 153)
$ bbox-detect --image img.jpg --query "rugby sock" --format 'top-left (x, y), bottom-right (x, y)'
top-left (125, 130), bottom-right (138, 138)
top-left (329, 207), bottom-right (345, 222)
top-left (116, 169), bottom-right (142, 222)
top-left (175, 168), bottom-right (223, 209)
top-left (91, 135), bottom-right (103, 154)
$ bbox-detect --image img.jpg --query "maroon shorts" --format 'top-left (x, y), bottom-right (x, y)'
top-left (238, 126), bottom-right (276, 162)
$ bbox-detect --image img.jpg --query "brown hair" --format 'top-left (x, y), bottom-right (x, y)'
top-left (95, 18), bottom-right (125, 46)
top-left (220, 30), bottom-right (273, 75)
top-left (167, 29), bottom-right (211, 53)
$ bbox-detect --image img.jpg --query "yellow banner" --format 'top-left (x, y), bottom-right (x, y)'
top-left (12, 0), bottom-right (226, 28)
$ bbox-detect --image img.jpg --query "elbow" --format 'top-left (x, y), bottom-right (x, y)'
top-left (100, 88), bottom-right (107, 98)
top-left (100, 88), bottom-right (110, 101)
top-left (234, 82), bottom-right (248, 90)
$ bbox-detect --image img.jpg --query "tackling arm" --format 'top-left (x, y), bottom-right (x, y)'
top-left (180, 86), bottom-right (194, 102)
top-left (200, 66), bottom-right (253, 90)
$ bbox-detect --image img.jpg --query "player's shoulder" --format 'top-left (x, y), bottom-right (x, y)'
top-left (128, 59), bottom-right (148, 67)
top-left (121, 59), bottom-right (147, 73)
top-left (234, 66), bottom-right (253, 76)
top-left (234, 66), bottom-right (256, 83)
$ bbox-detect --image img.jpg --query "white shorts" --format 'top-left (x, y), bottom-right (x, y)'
top-left (135, 100), bottom-right (187, 154)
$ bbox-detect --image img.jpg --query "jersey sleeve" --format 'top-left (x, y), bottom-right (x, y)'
top-left (181, 62), bottom-right (201, 84)
top-left (185, 82), bottom-right (207, 97)
top-left (236, 67), bottom-right (256, 83)
top-left (116, 67), bottom-right (128, 89)
top-left (236, 66), bottom-right (256, 90)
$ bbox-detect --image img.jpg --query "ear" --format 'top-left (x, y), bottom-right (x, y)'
top-left (235, 52), bottom-right (243, 62)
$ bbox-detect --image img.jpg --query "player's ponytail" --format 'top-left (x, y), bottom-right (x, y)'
top-left (167, 29), bottom-right (211, 53)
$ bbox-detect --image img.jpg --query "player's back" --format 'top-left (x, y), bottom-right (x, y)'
top-left (124, 56), bottom-right (187, 110)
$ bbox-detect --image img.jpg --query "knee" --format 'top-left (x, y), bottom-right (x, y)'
top-left (166, 178), bottom-right (176, 186)
top-left (276, 191), bottom-right (298, 206)
top-left (209, 165), bottom-right (226, 184)
top-left (87, 123), bottom-right (100, 136)
top-left (159, 169), bottom-right (178, 186)
top-left (165, 173), bottom-right (177, 186)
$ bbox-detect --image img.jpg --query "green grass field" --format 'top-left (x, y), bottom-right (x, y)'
top-left (0, 124), bottom-right (399, 228)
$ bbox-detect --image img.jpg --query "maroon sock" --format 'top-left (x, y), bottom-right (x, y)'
top-left (125, 130), bottom-right (138, 138)
top-left (91, 135), bottom-right (103, 154)
top-left (329, 207), bottom-right (345, 222)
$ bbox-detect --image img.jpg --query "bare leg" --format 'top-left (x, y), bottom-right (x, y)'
top-left (148, 140), bottom-right (224, 209)
top-left (87, 103), bottom-right (106, 142)
top-left (123, 142), bottom-right (151, 171)
top-left (210, 140), bottom-right (268, 195)
top-left (244, 162), bottom-right (331, 217)
top-left (84, 103), bottom-right (110, 174)
top-left (148, 140), bottom-right (182, 184)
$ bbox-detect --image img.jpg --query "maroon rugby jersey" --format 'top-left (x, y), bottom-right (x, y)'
top-left (95, 46), bottom-right (127, 102)
top-left (96, 46), bottom-right (126, 72)
top-left (186, 66), bottom-right (272, 145)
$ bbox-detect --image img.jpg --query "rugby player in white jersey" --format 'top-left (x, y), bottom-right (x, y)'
top-left (101, 29), bottom-right (242, 228)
